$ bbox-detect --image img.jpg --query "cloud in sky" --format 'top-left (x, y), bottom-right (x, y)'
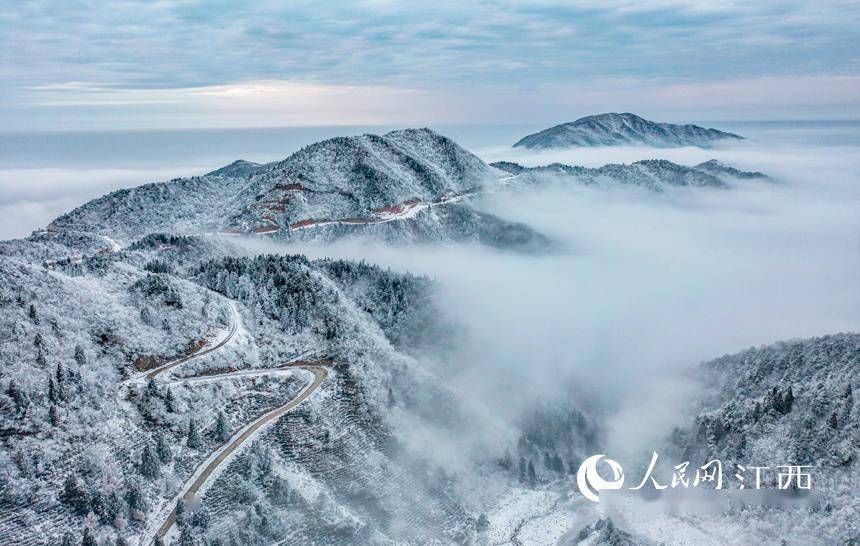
top-left (2, 1), bottom-right (859, 129)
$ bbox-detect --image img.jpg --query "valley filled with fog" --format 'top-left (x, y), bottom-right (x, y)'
top-left (256, 122), bottom-right (859, 428)
top-left (216, 122), bottom-right (859, 543)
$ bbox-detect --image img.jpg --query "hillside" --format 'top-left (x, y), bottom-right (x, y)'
top-left (48, 129), bottom-right (549, 252)
top-left (492, 158), bottom-right (768, 192)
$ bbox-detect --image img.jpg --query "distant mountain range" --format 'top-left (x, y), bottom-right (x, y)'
top-left (492, 158), bottom-right (767, 192)
top-left (513, 113), bottom-right (744, 149)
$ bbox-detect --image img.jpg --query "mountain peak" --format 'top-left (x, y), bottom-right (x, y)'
top-left (206, 159), bottom-right (264, 178)
top-left (514, 113), bottom-right (743, 149)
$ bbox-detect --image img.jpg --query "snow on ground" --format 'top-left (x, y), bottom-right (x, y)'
top-left (146, 368), bottom-right (314, 545)
top-left (604, 492), bottom-right (741, 545)
top-left (485, 487), bottom-right (567, 544)
top-left (516, 497), bottom-right (580, 546)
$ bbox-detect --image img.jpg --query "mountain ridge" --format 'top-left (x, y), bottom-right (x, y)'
top-left (514, 113), bottom-right (743, 149)
top-left (47, 128), bottom-right (551, 252)
top-left (491, 157), bottom-right (768, 191)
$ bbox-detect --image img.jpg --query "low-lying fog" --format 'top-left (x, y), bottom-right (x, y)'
top-left (7, 123), bottom-right (858, 461)
top-left (245, 128), bottom-right (860, 458)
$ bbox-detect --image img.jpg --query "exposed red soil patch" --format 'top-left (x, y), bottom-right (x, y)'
top-left (372, 198), bottom-right (421, 214)
top-left (289, 218), bottom-right (325, 229)
top-left (132, 354), bottom-right (168, 372)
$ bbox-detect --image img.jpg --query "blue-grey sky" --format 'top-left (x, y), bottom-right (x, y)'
top-left (2, 0), bottom-right (859, 130)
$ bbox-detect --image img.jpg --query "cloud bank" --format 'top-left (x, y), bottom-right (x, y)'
top-left (3, 1), bottom-right (859, 129)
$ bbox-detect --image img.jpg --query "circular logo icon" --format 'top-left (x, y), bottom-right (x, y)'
top-left (576, 454), bottom-right (625, 503)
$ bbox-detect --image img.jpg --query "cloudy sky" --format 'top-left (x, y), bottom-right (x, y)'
top-left (2, 0), bottom-right (859, 130)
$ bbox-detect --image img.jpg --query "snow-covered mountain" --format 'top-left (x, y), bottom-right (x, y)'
top-left (0, 126), bottom-right (853, 545)
top-left (513, 113), bottom-right (744, 149)
top-left (562, 334), bottom-right (859, 546)
top-left (654, 333), bottom-right (859, 545)
top-left (673, 333), bottom-right (858, 476)
top-left (0, 233), bottom-right (494, 545)
top-left (49, 128), bottom-right (549, 252)
top-left (492, 158), bottom-right (768, 192)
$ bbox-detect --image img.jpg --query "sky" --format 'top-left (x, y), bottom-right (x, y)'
top-left (2, 0), bottom-right (859, 131)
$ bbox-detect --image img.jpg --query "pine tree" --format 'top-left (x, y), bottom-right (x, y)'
top-left (126, 480), bottom-right (148, 517)
top-left (60, 532), bottom-right (75, 546)
top-left (186, 419), bottom-right (202, 449)
top-left (140, 444), bottom-right (160, 479)
top-left (61, 474), bottom-right (89, 515)
top-left (518, 456), bottom-right (526, 483)
top-left (164, 388), bottom-right (176, 412)
top-left (214, 411), bottom-right (230, 442)
top-left (5, 380), bottom-right (17, 401)
top-left (175, 499), bottom-right (185, 526)
top-left (102, 490), bottom-right (123, 525)
top-left (33, 332), bottom-right (43, 348)
top-left (155, 430), bottom-right (172, 463)
top-left (28, 304), bottom-right (39, 324)
top-left (782, 387), bottom-right (795, 413)
top-left (74, 345), bottom-right (87, 366)
top-left (178, 525), bottom-right (195, 546)
top-left (146, 378), bottom-right (160, 398)
top-left (527, 460), bottom-right (537, 487)
top-left (6, 380), bottom-right (25, 413)
top-left (81, 525), bottom-right (96, 546)
top-left (48, 376), bottom-right (57, 403)
top-left (55, 364), bottom-right (66, 401)
top-left (49, 404), bottom-right (60, 426)
top-left (476, 513), bottom-right (489, 532)
top-left (190, 507), bottom-right (211, 530)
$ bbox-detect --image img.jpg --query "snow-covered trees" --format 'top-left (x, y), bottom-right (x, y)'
top-left (214, 411), bottom-right (230, 442)
top-left (131, 274), bottom-right (183, 309)
top-left (81, 525), bottom-right (96, 546)
top-left (155, 430), bottom-right (171, 463)
top-left (669, 331), bottom-right (860, 519)
top-left (125, 479), bottom-right (147, 520)
top-left (74, 345), bottom-right (87, 367)
top-left (61, 474), bottom-right (89, 515)
top-left (476, 513), bottom-right (489, 533)
top-left (186, 419), bottom-right (202, 449)
top-left (140, 444), bottom-right (160, 479)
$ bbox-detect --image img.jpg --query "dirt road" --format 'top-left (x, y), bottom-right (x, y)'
top-left (152, 366), bottom-right (328, 542)
top-left (135, 299), bottom-right (330, 545)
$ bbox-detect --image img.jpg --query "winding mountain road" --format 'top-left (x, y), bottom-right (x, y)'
top-left (133, 299), bottom-right (330, 545)
top-left (144, 301), bottom-right (240, 381)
